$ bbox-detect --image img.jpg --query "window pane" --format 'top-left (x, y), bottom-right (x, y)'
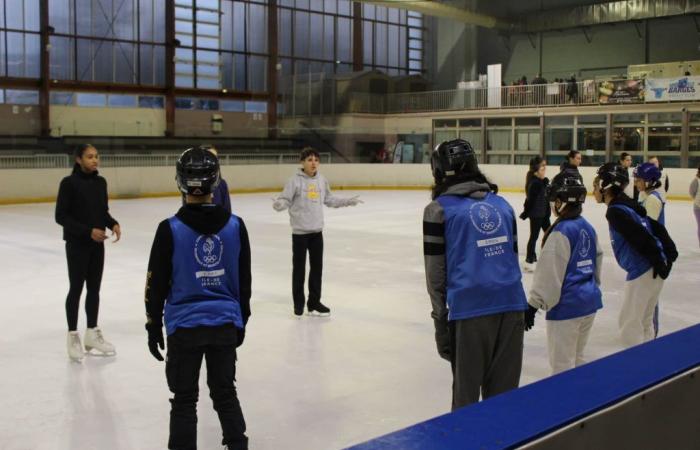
top-left (108, 94), bottom-right (138, 108)
top-left (175, 97), bottom-right (195, 109)
top-left (50, 91), bottom-right (75, 105)
top-left (76, 93), bottom-right (107, 107)
top-left (5, 89), bottom-right (39, 104)
top-left (577, 128), bottom-right (606, 151)
top-left (221, 99), bottom-right (245, 111)
top-left (245, 100), bottom-right (267, 113)
top-left (648, 127), bottom-right (682, 151)
top-left (138, 96), bottom-right (164, 108)
top-left (294, 11), bottom-right (309, 56)
top-left (337, 17), bottom-right (351, 62)
top-left (248, 56), bottom-right (266, 92)
top-left (545, 129), bottom-right (573, 151)
top-left (309, 13), bottom-right (323, 59)
top-left (612, 127), bottom-right (644, 151)
top-left (487, 130), bottom-right (512, 151)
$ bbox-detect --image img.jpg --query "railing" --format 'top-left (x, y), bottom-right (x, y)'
top-left (281, 81), bottom-right (601, 116)
top-left (0, 152), bottom-right (331, 169)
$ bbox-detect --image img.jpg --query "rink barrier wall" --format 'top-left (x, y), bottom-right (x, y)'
top-left (0, 164), bottom-right (696, 205)
top-left (346, 324), bottom-right (700, 450)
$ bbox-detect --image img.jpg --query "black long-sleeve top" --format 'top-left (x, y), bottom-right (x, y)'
top-left (144, 203), bottom-right (252, 331)
top-left (606, 194), bottom-right (678, 267)
top-left (55, 165), bottom-right (118, 242)
top-left (523, 177), bottom-right (550, 219)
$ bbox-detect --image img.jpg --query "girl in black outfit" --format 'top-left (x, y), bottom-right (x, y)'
top-left (55, 144), bottom-right (121, 362)
top-left (520, 156), bottom-right (551, 271)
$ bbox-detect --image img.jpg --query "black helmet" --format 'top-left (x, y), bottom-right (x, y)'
top-left (431, 139), bottom-right (478, 183)
top-left (548, 170), bottom-right (587, 204)
top-left (176, 146), bottom-right (220, 196)
top-left (596, 162), bottom-right (629, 191)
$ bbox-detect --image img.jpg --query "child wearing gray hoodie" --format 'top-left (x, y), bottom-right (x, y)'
top-left (273, 148), bottom-right (362, 317)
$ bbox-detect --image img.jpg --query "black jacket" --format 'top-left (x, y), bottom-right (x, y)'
top-left (145, 203), bottom-right (252, 344)
top-left (55, 165), bottom-right (118, 243)
top-left (606, 194), bottom-right (678, 267)
top-left (523, 177), bottom-right (550, 219)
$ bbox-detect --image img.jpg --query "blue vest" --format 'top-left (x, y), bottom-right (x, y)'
top-left (164, 215), bottom-right (244, 336)
top-left (649, 190), bottom-right (666, 225)
top-left (546, 218), bottom-right (603, 321)
top-left (608, 204), bottom-right (664, 281)
top-left (437, 192), bottom-right (527, 321)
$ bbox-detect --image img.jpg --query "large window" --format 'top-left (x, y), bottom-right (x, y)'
top-left (361, 4), bottom-right (421, 75)
top-left (279, 0), bottom-right (353, 81)
top-left (48, 0), bottom-right (166, 85)
top-left (0, 0), bottom-right (41, 78)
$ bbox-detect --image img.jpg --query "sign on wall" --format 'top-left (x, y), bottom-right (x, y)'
top-left (598, 79), bottom-right (644, 104)
top-left (645, 76), bottom-right (700, 102)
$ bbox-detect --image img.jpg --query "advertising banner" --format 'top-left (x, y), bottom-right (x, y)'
top-left (645, 76), bottom-right (700, 102)
top-left (598, 79), bottom-right (644, 104)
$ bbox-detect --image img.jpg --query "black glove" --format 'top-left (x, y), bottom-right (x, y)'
top-left (434, 318), bottom-right (452, 361)
top-left (146, 323), bottom-right (165, 361)
top-left (519, 211), bottom-right (528, 220)
top-left (236, 327), bottom-right (246, 348)
top-left (524, 305), bottom-right (538, 331)
top-left (653, 261), bottom-right (672, 280)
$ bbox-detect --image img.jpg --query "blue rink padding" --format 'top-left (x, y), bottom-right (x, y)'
top-left (347, 323), bottom-right (700, 450)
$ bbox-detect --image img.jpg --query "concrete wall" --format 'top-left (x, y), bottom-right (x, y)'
top-left (50, 106), bottom-right (166, 137)
top-left (174, 111), bottom-right (268, 138)
top-left (1, 164), bottom-right (695, 203)
top-left (476, 16), bottom-right (700, 84)
top-left (0, 104), bottom-right (41, 136)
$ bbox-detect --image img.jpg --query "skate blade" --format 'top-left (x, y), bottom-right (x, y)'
top-left (85, 348), bottom-right (117, 357)
top-left (306, 311), bottom-right (331, 317)
top-left (69, 355), bottom-right (84, 363)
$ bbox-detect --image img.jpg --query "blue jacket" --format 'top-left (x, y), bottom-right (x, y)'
top-left (164, 215), bottom-right (244, 335)
top-left (436, 191), bottom-right (527, 321)
top-left (608, 203), bottom-right (665, 281)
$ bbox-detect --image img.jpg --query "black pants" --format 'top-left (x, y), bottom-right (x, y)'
top-left (65, 241), bottom-right (104, 331)
top-left (526, 216), bottom-right (551, 263)
top-left (450, 311), bottom-right (524, 410)
top-left (166, 329), bottom-right (248, 450)
top-left (292, 232), bottom-right (323, 311)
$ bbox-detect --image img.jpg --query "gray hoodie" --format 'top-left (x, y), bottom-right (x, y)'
top-left (273, 170), bottom-right (356, 234)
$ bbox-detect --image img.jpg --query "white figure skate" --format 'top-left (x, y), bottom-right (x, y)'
top-left (67, 331), bottom-right (84, 362)
top-left (84, 327), bottom-right (116, 356)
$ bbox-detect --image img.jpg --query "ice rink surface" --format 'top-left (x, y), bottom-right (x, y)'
top-left (1, 190), bottom-right (698, 450)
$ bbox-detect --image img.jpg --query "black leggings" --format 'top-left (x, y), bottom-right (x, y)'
top-left (65, 241), bottom-right (104, 331)
top-left (292, 232), bottom-right (324, 310)
top-left (526, 216), bottom-right (551, 263)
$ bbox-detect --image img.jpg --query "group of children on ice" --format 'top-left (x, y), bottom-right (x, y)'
top-left (56, 140), bottom-right (680, 448)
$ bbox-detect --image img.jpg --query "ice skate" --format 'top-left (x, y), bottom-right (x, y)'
top-left (522, 261), bottom-right (535, 273)
top-left (67, 331), bottom-right (84, 362)
top-left (307, 302), bottom-right (331, 317)
top-left (84, 327), bottom-right (116, 356)
top-left (293, 305), bottom-right (304, 319)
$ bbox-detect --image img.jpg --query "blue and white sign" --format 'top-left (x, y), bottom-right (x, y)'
top-left (646, 76), bottom-right (700, 102)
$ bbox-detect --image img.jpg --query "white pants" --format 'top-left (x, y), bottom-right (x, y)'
top-left (619, 268), bottom-right (664, 348)
top-left (546, 313), bottom-right (596, 375)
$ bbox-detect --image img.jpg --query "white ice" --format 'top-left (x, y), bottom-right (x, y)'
top-left (1, 191), bottom-right (698, 450)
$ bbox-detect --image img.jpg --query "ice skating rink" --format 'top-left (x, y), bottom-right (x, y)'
top-left (1, 190), bottom-right (698, 450)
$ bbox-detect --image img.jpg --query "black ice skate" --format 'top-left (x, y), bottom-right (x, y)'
top-left (293, 304), bottom-right (304, 319)
top-left (307, 302), bottom-right (331, 317)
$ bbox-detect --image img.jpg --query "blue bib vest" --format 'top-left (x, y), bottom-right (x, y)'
top-left (164, 215), bottom-right (244, 336)
top-left (437, 192), bottom-right (527, 322)
top-left (608, 204), bottom-right (664, 281)
top-left (649, 190), bottom-right (666, 225)
top-left (546, 218), bottom-right (603, 321)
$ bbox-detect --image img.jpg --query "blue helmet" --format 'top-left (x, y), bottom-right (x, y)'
top-left (633, 162), bottom-right (661, 182)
